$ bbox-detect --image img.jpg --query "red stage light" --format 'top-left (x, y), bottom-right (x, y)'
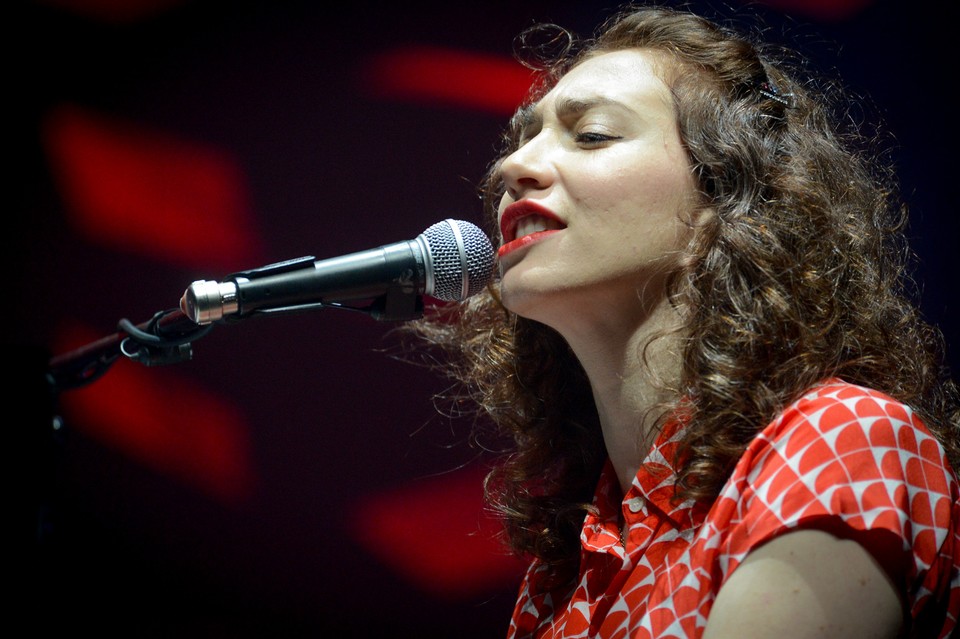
top-left (43, 105), bottom-right (264, 271)
top-left (361, 46), bottom-right (535, 115)
top-left (350, 464), bottom-right (526, 599)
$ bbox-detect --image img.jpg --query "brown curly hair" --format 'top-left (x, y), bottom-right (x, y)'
top-left (402, 4), bottom-right (960, 587)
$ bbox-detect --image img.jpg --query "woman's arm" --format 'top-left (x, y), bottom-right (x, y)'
top-left (703, 528), bottom-right (903, 638)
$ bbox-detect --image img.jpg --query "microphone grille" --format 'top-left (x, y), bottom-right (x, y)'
top-left (420, 219), bottom-right (495, 301)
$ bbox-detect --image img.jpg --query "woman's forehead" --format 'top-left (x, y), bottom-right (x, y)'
top-left (532, 50), bottom-right (675, 118)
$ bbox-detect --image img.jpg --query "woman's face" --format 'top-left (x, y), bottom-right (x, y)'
top-left (496, 49), bottom-right (701, 331)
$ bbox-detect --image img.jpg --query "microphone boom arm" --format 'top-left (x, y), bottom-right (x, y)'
top-left (46, 308), bottom-right (215, 393)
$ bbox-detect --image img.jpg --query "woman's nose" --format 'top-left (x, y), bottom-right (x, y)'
top-left (499, 135), bottom-right (554, 200)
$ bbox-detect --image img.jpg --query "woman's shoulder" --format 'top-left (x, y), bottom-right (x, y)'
top-left (767, 377), bottom-right (936, 450)
top-left (787, 377), bottom-right (914, 416)
top-left (740, 377), bottom-right (957, 500)
top-left (717, 379), bottom-right (960, 637)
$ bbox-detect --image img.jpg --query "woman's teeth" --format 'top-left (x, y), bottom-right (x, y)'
top-left (515, 217), bottom-right (551, 240)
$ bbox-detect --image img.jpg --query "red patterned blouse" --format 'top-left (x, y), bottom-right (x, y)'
top-left (507, 379), bottom-right (960, 638)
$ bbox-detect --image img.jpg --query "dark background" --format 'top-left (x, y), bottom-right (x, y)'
top-left (10, 0), bottom-right (957, 636)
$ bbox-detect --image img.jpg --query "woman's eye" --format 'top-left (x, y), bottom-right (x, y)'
top-left (575, 131), bottom-right (621, 145)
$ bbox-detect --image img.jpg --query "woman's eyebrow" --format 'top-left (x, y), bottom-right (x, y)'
top-left (554, 95), bottom-right (634, 119)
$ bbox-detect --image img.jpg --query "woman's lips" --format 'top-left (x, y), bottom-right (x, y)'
top-left (498, 229), bottom-right (562, 259)
top-left (498, 200), bottom-right (565, 260)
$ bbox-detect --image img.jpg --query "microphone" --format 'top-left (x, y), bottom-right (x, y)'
top-left (180, 218), bottom-right (495, 324)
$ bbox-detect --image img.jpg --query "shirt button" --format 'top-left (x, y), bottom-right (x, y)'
top-left (627, 497), bottom-right (645, 513)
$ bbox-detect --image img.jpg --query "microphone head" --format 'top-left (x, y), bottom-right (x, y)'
top-left (419, 219), bottom-right (495, 301)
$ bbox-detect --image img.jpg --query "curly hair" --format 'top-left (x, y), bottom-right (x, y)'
top-left (403, 4), bottom-right (960, 587)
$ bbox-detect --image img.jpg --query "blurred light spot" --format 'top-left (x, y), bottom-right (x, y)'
top-left (43, 105), bottom-right (264, 271)
top-left (54, 323), bottom-right (257, 505)
top-left (361, 46), bottom-right (536, 114)
top-left (351, 465), bottom-right (526, 599)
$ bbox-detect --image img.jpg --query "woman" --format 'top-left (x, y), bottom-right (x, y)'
top-left (407, 4), bottom-right (960, 637)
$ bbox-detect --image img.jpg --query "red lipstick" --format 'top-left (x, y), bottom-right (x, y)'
top-left (498, 201), bottom-right (565, 259)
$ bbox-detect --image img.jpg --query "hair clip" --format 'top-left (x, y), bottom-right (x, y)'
top-left (758, 81), bottom-right (794, 109)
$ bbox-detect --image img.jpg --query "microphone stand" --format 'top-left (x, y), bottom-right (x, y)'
top-left (27, 283), bottom-right (419, 624)
top-left (21, 259), bottom-right (434, 631)
top-left (33, 283), bottom-right (415, 535)
top-left (20, 308), bottom-right (215, 627)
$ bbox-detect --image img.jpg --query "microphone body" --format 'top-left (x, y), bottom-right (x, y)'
top-left (181, 219), bottom-right (494, 324)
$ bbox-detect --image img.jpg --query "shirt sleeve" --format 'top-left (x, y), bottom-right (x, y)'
top-left (714, 381), bottom-right (960, 632)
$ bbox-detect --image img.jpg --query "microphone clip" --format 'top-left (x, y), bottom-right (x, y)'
top-left (224, 255), bottom-right (317, 281)
top-left (226, 253), bottom-right (424, 321)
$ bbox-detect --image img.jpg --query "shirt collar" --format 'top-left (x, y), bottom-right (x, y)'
top-left (582, 420), bottom-right (706, 555)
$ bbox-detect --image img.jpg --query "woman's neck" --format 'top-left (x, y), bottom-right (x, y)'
top-left (560, 296), bottom-right (684, 495)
